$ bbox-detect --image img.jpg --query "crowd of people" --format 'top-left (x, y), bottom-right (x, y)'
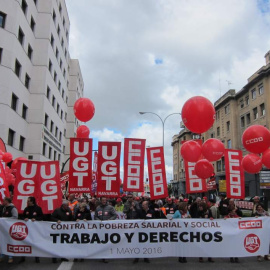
top-left (0, 193), bottom-right (268, 264)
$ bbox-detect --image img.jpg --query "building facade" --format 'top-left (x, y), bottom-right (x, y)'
top-left (172, 51), bottom-right (270, 198)
top-left (0, 0), bottom-right (83, 170)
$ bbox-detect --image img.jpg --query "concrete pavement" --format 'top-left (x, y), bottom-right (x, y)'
top-left (1, 256), bottom-right (270, 270)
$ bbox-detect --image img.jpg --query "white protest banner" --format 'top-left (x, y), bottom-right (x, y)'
top-left (0, 218), bottom-right (269, 258)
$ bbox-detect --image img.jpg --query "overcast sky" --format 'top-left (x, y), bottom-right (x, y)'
top-left (65, 0), bottom-right (270, 180)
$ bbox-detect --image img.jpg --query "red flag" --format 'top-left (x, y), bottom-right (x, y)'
top-left (224, 149), bottom-right (245, 199)
top-left (69, 138), bottom-right (93, 194)
top-left (97, 142), bottom-right (121, 197)
top-left (185, 161), bottom-right (207, 194)
top-left (36, 161), bottom-right (62, 214)
top-left (123, 138), bottom-right (146, 192)
top-left (13, 161), bottom-right (39, 214)
top-left (146, 147), bottom-right (168, 200)
top-left (0, 162), bottom-right (10, 203)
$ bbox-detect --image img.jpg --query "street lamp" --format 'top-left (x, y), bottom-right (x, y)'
top-left (139, 112), bottom-right (181, 148)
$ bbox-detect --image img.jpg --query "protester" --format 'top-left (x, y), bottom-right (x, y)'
top-left (89, 197), bottom-right (98, 212)
top-left (20, 196), bottom-right (43, 263)
top-left (164, 198), bottom-right (176, 215)
top-left (225, 205), bottom-right (240, 263)
top-left (218, 193), bottom-right (229, 217)
top-left (189, 197), bottom-right (201, 218)
top-left (154, 200), bottom-right (167, 219)
top-left (75, 203), bottom-right (92, 221)
top-left (0, 197), bottom-right (18, 263)
top-left (115, 198), bottom-right (124, 212)
top-left (197, 202), bottom-right (214, 263)
top-left (252, 204), bottom-right (270, 261)
top-left (252, 196), bottom-right (260, 215)
top-left (209, 198), bottom-right (220, 219)
top-left (123, 193), bottom-right (140, 219)
top-left (228, 199), bottom-right (242, 217)
top-left (172, 202), bottom-right (190, 263)
top-left (51, 200), bottom-right (73, 263)
top-left (94, 197), bottom-right (117, 263)
top-left (68, 194), bottom-right (78, 215)
top-left (133, 201), bottom-right (155, 264)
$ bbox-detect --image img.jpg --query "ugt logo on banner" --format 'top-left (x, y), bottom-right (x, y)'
top-left (97, 142), bottom-right (121, 197)
top-left (146, 147), bottom-right (168, 200)
top-left (69, 138), bottom-right (93, 193)
top-left (13, 161), bottom-right (62, 214)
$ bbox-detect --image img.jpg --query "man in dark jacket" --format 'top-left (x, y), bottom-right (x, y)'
top-left (164, 198), bottom-right (176, 215)
top-left (123, 193), bottom-right (141, 219)
top-left (218, 194), bottom-right (229, 217)
top-left (20, 197), bottom-right (43, 263)
top-left (51, 200), bottom-right (73, 263)
top-left (94, 197), bottom-right (117, 221)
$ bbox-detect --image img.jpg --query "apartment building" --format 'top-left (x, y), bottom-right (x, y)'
top-left (0, 0), bottom-right (83, 170)
top-left (172, 50), bottom-right (270, 197)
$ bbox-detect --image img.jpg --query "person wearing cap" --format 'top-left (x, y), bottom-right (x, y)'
top-left (164, 198), bottom-right (176, 215)
top-left (123, 193), bottom-right (141, 219)
top-left (115, 198), bottom-right (124, 212)
top-left (153, 200), bottom-right (166, 219)
top-left (218, 194), bottom-right (229, 217)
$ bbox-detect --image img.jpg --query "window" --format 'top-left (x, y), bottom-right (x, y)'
top-left (66, 30), bottom-right (69, 39)
top-left (251, 88), bottom-right (256, 99)
top-left (42, 142), bottom-right (47, 156)
top-left (61, 90), bottom-right (64, 98)
top-left (11, 93), bottom-right (18, 111)
top-left (49, 59), bottom-right (52, 72)
top-left (0, 12), bottom-right (6, 28)
top-left (246, 113), bottom-right (251, 125)
top-left (28, 155), bottom-right (33, 160)
top-left (8, 129), bottom-right (15, 146)
top-left (65, 49), bottom-right (67, 58)
top-left (65, 112), bottom-right (67, 120)
top-left (50, 120), bottom-right (54, 132)
top-left (59, 4), bottom-right (62, 15)
top-left (51, 34), bottom-right (54, 47)
top-left (216, 110), bottom-right (220, 120)
top-left (63, 17), bottom-right (65, 27)
top-left (33, 0), bottom-right (37, 6)
top-left (58, 153), bottom-right (61, 162)
top-left (258, 84), bottom-right (264, 95)
top-left (54, 150), bottom-right (57, 160)
top-left (217, 127), bottom-right (220, 137)
top-left (245, 95), bottom-right (250, 105)
top-left (27, 44), bottom-right (33, 60)
top-left (63, 145), bottom-right (65, 154)
top-left (55, 126), bottom-right (58, 137)
top-left (63, 69), bottom-right (66, 78)
top-left (260, 103), bottom-right (265, 116)
top-left (64, 129), bottom-right (66, 137)
top-left (225, 104), bottom-right (230, 114)
top-left (227, 139), bottom-right (232, 149)
top-left (59, 131), bottom-right (62, 141)
top-left (22, 104), bottom-right (28, 119)
top-left (226, 121), bottom-right (230, 132)
top-left (52, 95), bottom-right (55, 107)
top-left (19, 136), bottom-right (25, 151)
top-left (60, 59), bottom-right (62, 69)
top-left (44, 113), bottom-right (48, 127)
top-left (58, 81), bottom-right (61, 91)
top-left (66, 96), bottom-right (68, 104)
top-left (61, 38), bottom-right (64, 48)
top-left (21, 0), bottom-right (28, 15)
top-left (54, 71), bottom-right (57, 82)
top-left (0, 47), bottom-right (2, 63)
top-left (30, 16), bottom-right (35, 32)
top-left (56, 47), bottom-right (59, 59)
top-left (240, 116), bottom-right (245, 128)
top-left (18, 27), bottom-right (25, 45)
top-left (53, 10), bottom-right (56, 22)
top-left (217, 160), bottom-right (221, 172)
top-left (49, 147), bottom-right (52, 159)
top-left (57, 25), bottom-right (60, 36)
top-left (46, 87), bottom-right (51, 99)
top-left (25, 73), bottom-right (30, 89)
top-left (15, 59), bottom-right (21, 77)
top-left (253, 107), bottom-right (258, 120)
top-left (240, 99), bottom-right (244, 108)
top-left (56, 103), bottom-right (59, 113)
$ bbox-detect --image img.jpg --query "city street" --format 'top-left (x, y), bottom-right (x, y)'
top-left (1, 256), bottom-right (270, 270)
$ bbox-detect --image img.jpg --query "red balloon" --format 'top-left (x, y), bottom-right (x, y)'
top-left (242, 125), bottom-right (270, 154)
top-left (195, 159), bottom-right (214, 179)
top-left (11, 157), bottom-right (27, 170)
top-left (202, 139), bottom-right (225, 161)
top-left (262, 149), bottom-right (270, 169)
top-left (2, 152), bottom-right (13, 163)
top-left (77, 125), bottom-right (90, 138)
top-left (74, 98), bottom-right (95, 122)
top-left (181, 96), bottom-right (215, 134)
top-left (242, 154), bottom-right (262, 174)
top-left (180, 141), bottom-right (202, 162)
